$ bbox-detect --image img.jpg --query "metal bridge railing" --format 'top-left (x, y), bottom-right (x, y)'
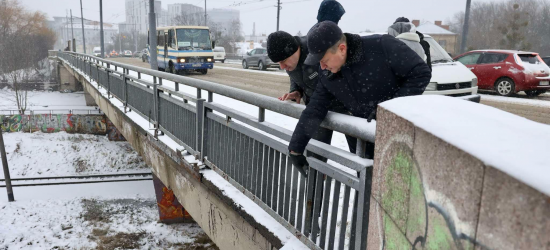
top-left (53, 50), bottom-right (375, 250)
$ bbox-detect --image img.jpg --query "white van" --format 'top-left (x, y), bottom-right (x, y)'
top-left (213, 47), bottom-right (226, 63)
top-left (422, 35), bottom-right (478, 97)
top-left (93, 47), bottom-right (101, 57)
top-left (357, 32), bottom-right (478, 97)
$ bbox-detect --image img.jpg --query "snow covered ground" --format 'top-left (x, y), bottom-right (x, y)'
top-left (0, 185), bottom-right (217, 249)
top-left (0, 132), bottom-right (148, 177)
top-left (0, 88), bottom-right (97, 112)
top-left (0, 132), bottom-right (216, 249)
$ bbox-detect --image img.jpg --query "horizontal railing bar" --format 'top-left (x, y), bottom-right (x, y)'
top-left (62, 52), bottom-right (376, 143)
top-left (308, 157), bottom-right (362, 191)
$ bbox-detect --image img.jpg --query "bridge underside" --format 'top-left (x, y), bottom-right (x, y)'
top-left (61, 61), bottom-right (283, 250)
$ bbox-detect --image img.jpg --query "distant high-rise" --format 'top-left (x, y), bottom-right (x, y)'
top-left (167, 3), bottom-right (204, 26)
top-left (125, 0), bottom-right (162, 34)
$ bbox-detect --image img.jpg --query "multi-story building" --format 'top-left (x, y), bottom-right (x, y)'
top-left (208, 8), bottom-right (240, 36)
top-left (48, 16), bottom-right (118, 53)
top-left (167, 3), bottom-right (204, 26)
top-left (125, 0), bottom-right (163, 34)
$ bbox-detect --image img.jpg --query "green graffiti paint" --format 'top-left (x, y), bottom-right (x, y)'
top-left (406, 165), bottom-right (426, 236)
top-left (383, 214), bottom-right (411, 249)
top-left (426, 214), bottom-right (453, 250)
top-left (382, 150), bottom-right (413, 228)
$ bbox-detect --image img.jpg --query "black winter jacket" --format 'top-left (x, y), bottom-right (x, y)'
top-left (287, 36), bottom-right (347, 113)
top-left (288, 33), bottom-right (431, 153)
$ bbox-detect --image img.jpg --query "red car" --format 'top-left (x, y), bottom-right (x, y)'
top-left (454, 50), bottom-right (550, 96)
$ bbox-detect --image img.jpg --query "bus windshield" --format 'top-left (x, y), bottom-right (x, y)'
top-left (176, 29), bottom-right (212, 51)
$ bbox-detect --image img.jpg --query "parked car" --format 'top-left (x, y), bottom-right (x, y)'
top-left (357, 32), bottom-right (478, 97)
top-left (454, 50), bottom-right (550, 96)
top-left (213, 47), bottom-right (226, 63)
top-left (133, 50), bottom-right (143, 58)
top-left (542, 56), bottom-right (550, 66)
top-left (93, 47), bottom-right (101, 57)
top-left (242, 48), bottom-right (279, 70)
top-left (123, 50), bottom-right (132, 57)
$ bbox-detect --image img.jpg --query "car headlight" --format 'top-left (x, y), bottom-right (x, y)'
top-left (207, 58), bottom-right (212, 62)
top-left (425, 82), bottom-right (437, 91)
top-left (471, 78), bottom-right (478, 87)
top-left (179, 58), bottom-right (186, 63)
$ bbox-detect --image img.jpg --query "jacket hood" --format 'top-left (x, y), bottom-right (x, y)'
top-left (388, 22), bottom-right (417, 36)
top-left (396, 32), bottom-right (420, 42)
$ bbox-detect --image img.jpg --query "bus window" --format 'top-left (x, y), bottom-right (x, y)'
top-left (176, 29), bottom-right (211, 50)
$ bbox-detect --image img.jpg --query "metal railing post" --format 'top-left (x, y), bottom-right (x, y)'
top-left (351, 138), bottom-right (371, 250)
top-left (258, 108), bottom-right (265, 122)
top-left (197, 99), bottom-right (205, 159)
top-left (153, 76), bottom-right (159, 138)
top-left (197, 88), bottom-right (202, 99)
top-left (124, 69), bottom-right (129, 113)
top-left (106, 68), bottom-right (111, 98)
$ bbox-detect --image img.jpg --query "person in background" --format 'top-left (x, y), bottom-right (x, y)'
top-left (388, 21), bottom-right (427, 61)
top-left (317, 0), bottom-right (345, 24)
top-left (394, 17), bottom-right (432, 70)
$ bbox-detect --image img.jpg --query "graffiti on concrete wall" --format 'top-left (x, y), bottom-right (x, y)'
top-left (373, 136), bottom-right (490, 250)
top-left (153, 174), bottom-right (194, 224)
top-left (0, 114), bottom-right (107, 134)
top-left (106, 119), bottom-right (126, 141)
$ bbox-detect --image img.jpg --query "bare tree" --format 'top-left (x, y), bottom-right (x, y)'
top-left (449, 0), bottom-right (550, 55)
top-left (0, 0), bottom-right (56, 114)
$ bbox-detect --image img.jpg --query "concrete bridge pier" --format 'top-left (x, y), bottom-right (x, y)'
top-left (57, 62), bottom-right (96, 106)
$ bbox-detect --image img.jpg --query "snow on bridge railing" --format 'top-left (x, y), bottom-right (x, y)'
top-left (53, 51), bottom-right (374, 250)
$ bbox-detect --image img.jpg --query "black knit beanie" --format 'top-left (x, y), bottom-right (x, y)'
top-left (394, 17), bottom-right (410, 24)
top-left (267, 31), bottom-right (299, 63)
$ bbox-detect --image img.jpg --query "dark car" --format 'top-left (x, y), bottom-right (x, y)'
top-left (454, 50), bottom-right (550, 97)
top-left (242, 48), bottom-right (279, 70)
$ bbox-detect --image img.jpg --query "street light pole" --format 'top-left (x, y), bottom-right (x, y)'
top-left (0, 130), bottom-right (14, 202)
top-left (80, 0), bottom-right (87, 54)
top-left (70, 10), bottom-right (75, 51)
top-left (148, 0), bottom-right (158, 70)
top-left (204, 0), bottom-right (207, 26)
top-left (460, 0), bottom-right (472, 54)
top-left (100, 0), bottom-right (105, 58)
top-left (276, 0), bottom-right (281, 31)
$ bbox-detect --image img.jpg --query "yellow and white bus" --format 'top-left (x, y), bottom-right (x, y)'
top-left (152, 26), bottom-right (215, 75)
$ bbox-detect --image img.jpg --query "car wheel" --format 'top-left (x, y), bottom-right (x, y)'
top-left (242, 60), bottom-right (248, 69)
top-left (495, 78), bottom-right (515, 97)
top-left (221, 60), bottom-right (225, 63)
top-left (524, 90), bottom-right (546, 97)
top-left (201, 69), bottom-right (208, 75)
top-left (258, 61), bottom-right (266, 71)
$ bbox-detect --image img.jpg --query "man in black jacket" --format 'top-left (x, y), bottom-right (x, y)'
top-left (267, 31), bottom-right (357, 168)
top-left (288, 21), bottom-right (431, 170)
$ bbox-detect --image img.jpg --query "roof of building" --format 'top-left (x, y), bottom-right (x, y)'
top-left (417, 22), bottom-right (456, 35)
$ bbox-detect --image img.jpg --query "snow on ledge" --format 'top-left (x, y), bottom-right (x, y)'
top-left (380, 95), bottom-right (550, 197)
top-left (201, 170), bottom-right (307, 248)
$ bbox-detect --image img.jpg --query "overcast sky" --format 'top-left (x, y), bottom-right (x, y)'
top-left (20, 0), bottom-right (505, 36)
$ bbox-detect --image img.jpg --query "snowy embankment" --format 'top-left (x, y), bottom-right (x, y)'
top-left (0, 191), bottom-right (216, 249)
top-left (0, 88), bottom-right (97, 112)
top-left (0, 132), bottom-right (148, 177)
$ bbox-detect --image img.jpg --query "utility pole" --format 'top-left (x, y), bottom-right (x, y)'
top-left (0, 130), bottom-right (14, 202)
top-left (80, 0), bottom-right (87, 54)
top-left (100, 0), bottom-right (105, 58)
top-left (148, 0), bottom-right (158, 70)
top-left (460, 0), bottom-right (472, 54)
top-left (204, 0), bottom-right (207, 26)
top-left (276, 0), bottom-right (281, 31)
top-left (70, 10), bottom-right (75, 52)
